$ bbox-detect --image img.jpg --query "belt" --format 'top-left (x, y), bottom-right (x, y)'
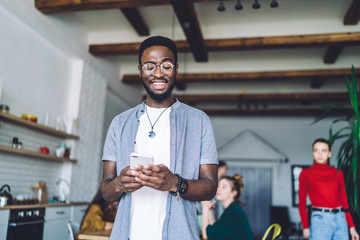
top-left (312, 207), bottom-right (347, 213)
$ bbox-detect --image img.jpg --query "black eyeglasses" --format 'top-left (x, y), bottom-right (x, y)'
top-left (141, 62), bottom-right (175, 75)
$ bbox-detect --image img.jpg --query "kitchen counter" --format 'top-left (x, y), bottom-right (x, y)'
top-left (0, 201), bottom-right (89, 210)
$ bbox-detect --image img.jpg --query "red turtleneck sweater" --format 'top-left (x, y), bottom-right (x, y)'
top-left (298, 162), bottom-right (354, 229)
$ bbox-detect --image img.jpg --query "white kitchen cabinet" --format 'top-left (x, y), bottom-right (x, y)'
top-left (0, 209), bottom-right (9, 240)
top-left (70, 204), bottom-right (88, 223)
top-left (43, 206), bottom-right (71, 240)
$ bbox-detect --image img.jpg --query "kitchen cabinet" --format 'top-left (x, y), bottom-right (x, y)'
top-left (0, 209), bottom-right (9, 239)
top-left (43, 206), bottom-right (71, 240)
top-left (0, 112), bottom-right (79, 163)
top-left (70, 204), bottom-right (88, 223)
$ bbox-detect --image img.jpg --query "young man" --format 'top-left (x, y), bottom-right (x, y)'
top-left (298, 138), bottom-right (359, 240)
top-left (100, 36), bottom-right (218, 240)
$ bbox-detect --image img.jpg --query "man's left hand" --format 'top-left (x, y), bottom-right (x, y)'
top-left (132, 164), bottom-right (178, 192)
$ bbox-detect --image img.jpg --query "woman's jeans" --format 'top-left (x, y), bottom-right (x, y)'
top-left (310, 210), bottom-right (349, 240)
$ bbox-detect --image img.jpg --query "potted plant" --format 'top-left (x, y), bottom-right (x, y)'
top-left (313, 65), bottom-right (360, 231)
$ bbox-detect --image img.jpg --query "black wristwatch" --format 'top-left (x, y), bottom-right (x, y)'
top-left (179, 177), bottom-right (188, 195)
top-left (169, 174), bottom-right (188, 200)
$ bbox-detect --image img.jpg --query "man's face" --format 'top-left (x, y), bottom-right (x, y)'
top-left (138, 46), bottom-right (178, 102)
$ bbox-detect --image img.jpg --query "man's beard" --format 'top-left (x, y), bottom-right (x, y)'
top-left (142, 79), bottom-right (175, 102)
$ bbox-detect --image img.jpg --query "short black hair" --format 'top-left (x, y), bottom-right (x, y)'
top-left (138, 36), bottom-right (178, 65)
top-left (312, 138), bottom-right (331, 151)
top-left (219, 160), bottom-right (227, 167)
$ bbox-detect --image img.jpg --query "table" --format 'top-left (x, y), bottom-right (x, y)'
top-left (77, 230), bottom-right (111, 240)
top-left (77, 230), bottom-right (206, 240)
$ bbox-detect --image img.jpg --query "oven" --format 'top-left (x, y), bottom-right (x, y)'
top-left (6, 207), bottom-right (45, 240)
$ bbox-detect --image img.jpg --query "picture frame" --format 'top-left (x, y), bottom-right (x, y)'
top-left (291, 164), bottom-right (311, 207)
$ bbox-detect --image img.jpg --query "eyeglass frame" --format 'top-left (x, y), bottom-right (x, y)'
top-left (140, 62), bottom-right (176, 75)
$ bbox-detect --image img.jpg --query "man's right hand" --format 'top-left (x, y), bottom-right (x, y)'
top-left (116, 166), bottom-right (143, 193)
top-left (303, 228), bottom-right (310, 239)
top-left (100, 161), bottom-right (142, 201)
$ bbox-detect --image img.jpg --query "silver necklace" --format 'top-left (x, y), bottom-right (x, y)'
top-left (145, 105), bottom-right (170, 138)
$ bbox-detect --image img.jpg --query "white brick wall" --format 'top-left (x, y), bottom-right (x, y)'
top-left (0, 63), bottom-right (107, 202)
top-left (0, 123), bottom-right (64, 198)
top-left (69, 63), bottom-right (107, 202)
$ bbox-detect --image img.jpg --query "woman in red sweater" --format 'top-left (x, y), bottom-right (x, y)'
top-left (298, 138), bottom-right (359, 240)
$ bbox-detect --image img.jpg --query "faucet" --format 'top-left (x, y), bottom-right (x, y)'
top-left (56, 178), bottom-right (70, 187)
top-left (56, 178), bottom-right (70, 203)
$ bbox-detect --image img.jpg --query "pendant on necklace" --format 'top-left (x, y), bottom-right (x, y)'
top-left (149, 130), bottom-right (156, 138)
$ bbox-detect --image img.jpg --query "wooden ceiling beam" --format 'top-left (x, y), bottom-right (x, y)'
top-left (201, 108), bottom-right (347, 117)
top-left (170, 0), bottom-right (208, 62)
top-left (35, 0), bottom-right (171, 14)
top-left (344, 0), bottom-right (360, 25)
top-left (120, 8), bottom-right (149, 36)
top-left (122, 68), bottom-right (360, 84)
top-left (34, 0), bottom-right (220, 14)
top-left (173, 92), bottom-right (349, 104)
top-left (310, 78), bottom-right (325, 89)
top-left (323, 46), bottom-right (344, 64)
top-left (90, 40), bottom-right (187, 56)
top-left (89, 32), bottom-right (360, 56)
top-left (205, 32), bottom-right (360, 51)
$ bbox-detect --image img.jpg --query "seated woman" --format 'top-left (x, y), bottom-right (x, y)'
top-left (77, 189), bottom-right (117, 238)
top-left (201, 174), bottom-right (253, 240)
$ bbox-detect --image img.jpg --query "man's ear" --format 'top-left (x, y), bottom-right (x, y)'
top-left (138, 65), bottom-right (142, 77)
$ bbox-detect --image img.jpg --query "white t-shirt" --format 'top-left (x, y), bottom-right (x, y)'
top-left (129, 106), bottom-right (171, 240)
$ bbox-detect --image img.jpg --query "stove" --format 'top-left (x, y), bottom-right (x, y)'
top-left (7, 207), bottom-right (45, 240)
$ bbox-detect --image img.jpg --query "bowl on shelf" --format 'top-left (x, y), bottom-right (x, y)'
top-left (21, 114), bottom-right (37, 123)
top-left (0, 104), bottom-right (9, 113)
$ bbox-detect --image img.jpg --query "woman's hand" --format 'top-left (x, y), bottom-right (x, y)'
top-left (104, 222), bottom-right (114, 231)
top-left (303, 228), bottom-right (310, 239)
top-left (201, 200), bottom-right (216, 211)
top-left (350, 227), bottom-right (359, 240)
top-left (201, 200), bottom-right (216, 240)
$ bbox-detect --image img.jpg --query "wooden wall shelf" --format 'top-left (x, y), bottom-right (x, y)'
top-left (0, 145), bottom-right (78, 163)
top-left (0, 112), bottom-right (79, 140)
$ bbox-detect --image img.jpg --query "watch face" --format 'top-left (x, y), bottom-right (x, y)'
top-left (180, 180), bottom-right (188, 194)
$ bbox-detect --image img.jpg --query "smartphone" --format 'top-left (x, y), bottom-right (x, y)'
top-left (130, 152), bottom-right (154, 169)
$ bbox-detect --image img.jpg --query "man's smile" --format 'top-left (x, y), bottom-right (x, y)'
top-left (151, 80), bottom-right (167, 90)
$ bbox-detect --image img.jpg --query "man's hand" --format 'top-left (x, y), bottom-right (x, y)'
top-left (112, 163), bottom-right (218, 202)
top-left (350, 227), bottom-right (359, 240)
top-left (303, 228), bottom-right (310, 239)
top-left (132, 164), bottom-right (178, 192)
top-left (115, 166), bottom-right (143, 193)
top-left (100, 161), bottom-right (143, 201)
